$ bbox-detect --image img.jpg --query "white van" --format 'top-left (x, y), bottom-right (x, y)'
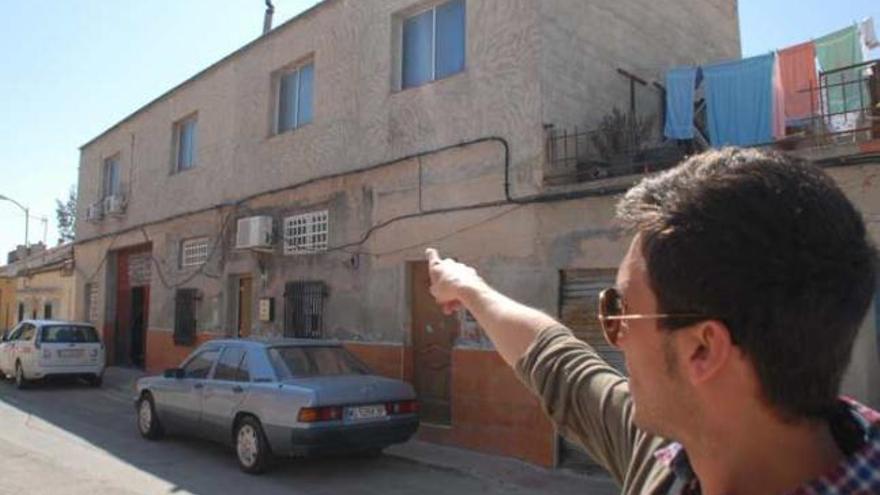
top-left (0, 320), bottom-right (105, 389)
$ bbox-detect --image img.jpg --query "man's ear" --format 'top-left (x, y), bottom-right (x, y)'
top-left (677, 320), bottom-right (734, 385)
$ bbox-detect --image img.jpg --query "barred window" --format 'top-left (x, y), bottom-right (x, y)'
top-left (85, 283), bottom-right (99, 323)
top-left (181, 237), bottom-right (210, 267)
top-left (283, 210), bottom-right (328, 255)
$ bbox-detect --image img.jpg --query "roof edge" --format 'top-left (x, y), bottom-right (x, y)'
top-left (79, 0), bottom-right (336, 151)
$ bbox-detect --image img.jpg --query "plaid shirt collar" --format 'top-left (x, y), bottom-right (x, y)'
top-left (654, 397), bottom-right (880, 494)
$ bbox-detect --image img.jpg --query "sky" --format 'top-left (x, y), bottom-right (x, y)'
top-left (0, 0), bottom-right (878, 261)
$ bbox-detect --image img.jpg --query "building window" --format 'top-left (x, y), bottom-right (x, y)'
top-left (283, 281), bottom-right (326, 338)
top-left (43, 303), bottom-right (52, 320)
top-left (276, 62), bottom-right (314, 134)
top-left (181, 237), bottom-right (210, 267)
top-left (17, 302), bottom-right (24, 323)
top-left (174, 114), bottom-right (198, 172)
top-left (283, 210), bottom-right (328, 255)
top-left (174, 288), bottom-right (199, 346)
top-left (401, 0), bottom-right (465, 89)
top-left (103, 155), bottom-right (121, 198)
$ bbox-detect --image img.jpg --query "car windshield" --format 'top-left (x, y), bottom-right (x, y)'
top-left (268, 346), bottom-right (371, 379)
top-left (41, 325), bottom-right (100, 344)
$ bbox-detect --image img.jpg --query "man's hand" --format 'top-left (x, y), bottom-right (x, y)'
top-left (425, 248), bottom-right (486, 315)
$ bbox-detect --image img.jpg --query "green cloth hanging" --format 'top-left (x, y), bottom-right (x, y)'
top-left (816, 25), bottom-right (866, 114)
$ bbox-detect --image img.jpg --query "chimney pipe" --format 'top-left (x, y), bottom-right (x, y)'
top-left (263, 0), bottom-right (275, 35)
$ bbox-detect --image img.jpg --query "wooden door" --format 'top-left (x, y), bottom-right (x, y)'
top-left (237, 276), bottom-right (253, 338)
top-left (410, 261), bottom-right (459, 425)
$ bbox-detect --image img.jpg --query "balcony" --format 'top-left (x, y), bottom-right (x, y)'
top-left (544, 60), bottom-right (880, 186)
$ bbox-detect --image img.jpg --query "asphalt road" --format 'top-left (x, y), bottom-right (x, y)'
top-left (0, 370), bottom-right (617, 495)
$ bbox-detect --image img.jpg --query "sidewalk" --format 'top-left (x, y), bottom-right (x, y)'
top-left (109, 367), bottom-right (618, 495)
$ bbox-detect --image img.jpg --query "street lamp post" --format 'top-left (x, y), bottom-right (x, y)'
top-left (0, 194), bottom-right (29, 249)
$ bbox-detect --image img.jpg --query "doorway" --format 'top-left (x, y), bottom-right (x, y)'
top-left (129, 286), bottom-right (148, 368)
top-left (237, 276), bottom-right (253, 338)
top-left (410, 261), bottom-right (459, 426)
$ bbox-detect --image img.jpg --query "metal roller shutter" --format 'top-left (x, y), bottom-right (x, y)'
top-left (559, 269), bottom-right (627, 375)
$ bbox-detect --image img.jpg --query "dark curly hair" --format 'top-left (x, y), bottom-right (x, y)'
top-left (617, 147), bottom-right (878, 419)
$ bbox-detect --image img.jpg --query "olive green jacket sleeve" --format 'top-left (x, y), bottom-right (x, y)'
top-left (515, 325), bottom-right (674, 494)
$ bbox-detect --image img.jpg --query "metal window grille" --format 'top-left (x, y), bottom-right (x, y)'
top-left (85, 283), bottom-right (99, 323)
top-left (181, 237), bottom-right (210, 267)
top-left (283, 211), bottom-right (328, 255)
top-left (283, 281), bottom-right (326, 339)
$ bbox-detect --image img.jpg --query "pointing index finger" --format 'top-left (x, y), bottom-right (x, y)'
top-left (425, 248), bottom-right (441, 266)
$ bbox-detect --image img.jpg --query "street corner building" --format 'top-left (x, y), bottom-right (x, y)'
top-left (67, 0), bottom-right (880, 469)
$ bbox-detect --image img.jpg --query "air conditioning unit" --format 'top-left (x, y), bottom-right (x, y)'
top-left (103, 194), bottom-right (127, 216)
top-left (235, 216), bottom-right (274, 249)
top-left (86, 202), bottom-right (104, 223)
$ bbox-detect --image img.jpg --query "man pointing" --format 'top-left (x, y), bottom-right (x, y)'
top-left (426, 148), bottom-right (879, 494)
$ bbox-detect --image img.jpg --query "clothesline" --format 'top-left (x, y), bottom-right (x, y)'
top-left (663, 17), bottom-right (879, 147)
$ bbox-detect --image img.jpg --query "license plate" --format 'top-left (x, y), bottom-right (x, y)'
top-left (346, 404), bottom-right (387, 420)
top-left (58, 349), bottom-right (84, 358)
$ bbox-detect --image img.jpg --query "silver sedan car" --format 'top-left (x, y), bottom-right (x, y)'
top-left (134, 339), bottom-right (419, 473)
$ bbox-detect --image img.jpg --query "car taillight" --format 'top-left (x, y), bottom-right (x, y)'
top-left (386, 400), bottom-right (419, 415)
top-left (42, 349), bottom-right (51, 359)
top-left (297, 406), bottom-right (343, 423)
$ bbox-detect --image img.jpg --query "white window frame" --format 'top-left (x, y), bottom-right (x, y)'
top-left (399, 0), bottom-right (466, 90)
top-left (274, 61), bottom-right (314, 135)
top-left (181, 237), bottom-right (210, 268)
top-left (283, 210), bottom-right (329, 255)
top-left (174, 114), bottom-right (198, 173)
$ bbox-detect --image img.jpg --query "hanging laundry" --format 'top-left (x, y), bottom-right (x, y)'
top-left (860, 17), bottom-right (879, 50)
top-left (777, 41), bottom-right (819, 124)
top-left (703, 53), bottom-right (776, 147)
top-left (664, 66), bottom-right (700, 139)
top-left (772, 56), bottom-right (786, 139)
top-left (816, 25), bottom-right (865, 115)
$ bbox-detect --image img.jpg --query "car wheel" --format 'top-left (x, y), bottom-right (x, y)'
top-left (90, 375), bottom-right (103, 388)
top-left (235, 416), bottom-right (272, 474)
top-left (137, 393), bottom-right (164, 440)
top-left (14, 362), bottom-right (28, 390)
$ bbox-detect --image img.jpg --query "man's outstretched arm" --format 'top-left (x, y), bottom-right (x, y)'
top-left (425, 248), bottom-right (558, 366)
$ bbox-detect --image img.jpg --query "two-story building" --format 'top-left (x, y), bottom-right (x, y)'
top-left (73, 0), bottom-right (879, 468)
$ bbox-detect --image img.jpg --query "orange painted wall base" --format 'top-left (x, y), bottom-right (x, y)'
top-left (144, 329), bottom-right (220, 373)
top-left (346, 342), bottom-right (556, 467)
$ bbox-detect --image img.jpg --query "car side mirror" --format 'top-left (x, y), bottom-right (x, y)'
top-left (163, 368), bottom-right (184, 379)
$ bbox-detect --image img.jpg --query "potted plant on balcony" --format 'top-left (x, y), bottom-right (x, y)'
top-left (585, 108), bottom-right (655, 178)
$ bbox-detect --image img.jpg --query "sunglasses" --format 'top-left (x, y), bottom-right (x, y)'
top-left (597, 287), bottom-right (708, 347)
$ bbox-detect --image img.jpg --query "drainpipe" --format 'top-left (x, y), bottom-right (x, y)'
top-left (263, 0), bottom-right (274, 35)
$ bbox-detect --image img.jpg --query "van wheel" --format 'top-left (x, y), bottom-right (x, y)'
top-left (14, 362), bottom-right (28, 390)
top-left (235, 416), bottom-right (273, 474)
top-left (137, 393), bottom-right (164, 440)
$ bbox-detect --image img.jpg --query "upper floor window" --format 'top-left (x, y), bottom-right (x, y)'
top-left (174, 114), bottom-right (198, 172)
top-left (283, 210), bottom-right (328, 255)
top-left (276, 62), bottom-right (314, 134)
top-left (401, 0), bottom-right (466, 89)
top-left (103, 155), bottom-right (120, 199)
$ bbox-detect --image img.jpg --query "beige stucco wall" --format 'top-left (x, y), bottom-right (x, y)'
top-left (538, 0), bottom-right (740, 134)
top-left (0, 277), bottom-right (17, 330)
top-left (76, 0), bottom-right (546, 243)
